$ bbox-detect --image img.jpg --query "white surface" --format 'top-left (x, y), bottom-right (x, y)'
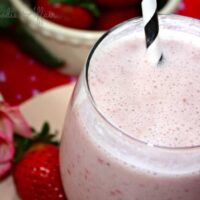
top-left (0, 83), bottom-right (75, 200)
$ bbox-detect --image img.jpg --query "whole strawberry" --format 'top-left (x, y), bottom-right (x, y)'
top-left (13, 123), bottom-right (67, 200)
top-left (36, 0), bottom-right (99, 29)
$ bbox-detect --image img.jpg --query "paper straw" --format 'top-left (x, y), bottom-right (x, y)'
top-left (142, 0), bottom-right (163, 65)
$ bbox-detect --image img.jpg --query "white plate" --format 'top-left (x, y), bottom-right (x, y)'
top-left (0, 83), bottom-right (75, 200)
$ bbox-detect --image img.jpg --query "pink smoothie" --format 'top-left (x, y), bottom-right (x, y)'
top-left (60, 16), bottom-right (200, 200)
top-left (89, 33), bottom-right (200, 148)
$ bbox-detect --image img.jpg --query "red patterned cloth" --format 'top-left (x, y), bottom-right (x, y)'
top-left (0, 33), bottom-right (73, 105)
top-left (176, 0), bottom-right (200, 19)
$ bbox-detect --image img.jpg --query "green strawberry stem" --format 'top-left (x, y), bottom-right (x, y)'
top-left (49, 0), bottom-right (100, 17)
top-left (14, 122), bottom-right (59, 163)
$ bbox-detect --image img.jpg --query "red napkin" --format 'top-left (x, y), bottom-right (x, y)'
top-left (176, 0), bottom-right (200, 19)
top-left (0, 33), bottom-right (73, 106)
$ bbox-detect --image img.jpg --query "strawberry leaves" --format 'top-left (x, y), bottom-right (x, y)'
top-left (80, 2), bottom-right (100, 17)
top-left (49, 0), bottom-right (100, 17)
top-left (14, 122), bottom-right (58, 163)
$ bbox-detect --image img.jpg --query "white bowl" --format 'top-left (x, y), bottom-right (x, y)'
top-left (10, 0), bottom-right (181, 75)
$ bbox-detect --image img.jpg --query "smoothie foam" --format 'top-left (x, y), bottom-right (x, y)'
top-left (89, 31), bottom-right (200, 148)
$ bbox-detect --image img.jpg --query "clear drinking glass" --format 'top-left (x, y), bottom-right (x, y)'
top-left (60, 15), bottom-right (200, 200)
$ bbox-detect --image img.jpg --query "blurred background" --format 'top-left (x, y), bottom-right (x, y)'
top-left (0, 0), bottom-right (198, 105)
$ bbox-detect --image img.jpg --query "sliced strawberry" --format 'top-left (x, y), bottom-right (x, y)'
top-left (95, 7), bottom-right (141, 30)
top-left (36, 0), bottom-right (95, 29)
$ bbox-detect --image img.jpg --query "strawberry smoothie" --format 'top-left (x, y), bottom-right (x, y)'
top-left (60, 15), bottom-right (200, 200)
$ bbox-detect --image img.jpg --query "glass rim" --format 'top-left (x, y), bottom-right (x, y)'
top-left (84, 14), bottom-right (200, 151)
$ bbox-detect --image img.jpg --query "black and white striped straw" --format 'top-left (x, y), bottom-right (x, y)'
top-left (142, 0), bottom-right (163, 65)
